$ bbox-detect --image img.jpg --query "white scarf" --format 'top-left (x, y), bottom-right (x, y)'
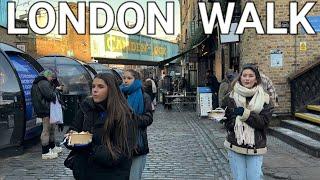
top-left (230, 82), bottom-right (269, 147)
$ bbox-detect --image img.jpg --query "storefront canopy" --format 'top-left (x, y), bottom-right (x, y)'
top-left (95, 35), bottom-right (209, 67)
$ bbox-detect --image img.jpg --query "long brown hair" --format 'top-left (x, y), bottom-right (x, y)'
top-left (94, 73), bottom-right (134, 159)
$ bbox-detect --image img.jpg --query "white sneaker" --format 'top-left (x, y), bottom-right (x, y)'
top-left (42, 149), bottom-right (58, 159)
top-left (51, 146), bottom-right (63, 154)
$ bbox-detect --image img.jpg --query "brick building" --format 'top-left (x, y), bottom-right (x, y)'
top-left (0, 20), bottom-right (37, 58)
top-left (179, 0), bottom-right (320, 115)
top-left (36, 3), bottom-right (91, 62)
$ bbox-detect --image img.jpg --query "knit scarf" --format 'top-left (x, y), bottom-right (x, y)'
top-left (120, 80), bottom-right (145, 149)
top-left (120, 80), bottom-right (144, 115)
top-left (230, 82), bottom-right (269, 147)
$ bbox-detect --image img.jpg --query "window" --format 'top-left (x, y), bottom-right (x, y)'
top-left (229, 43), bottom-right (240, 72)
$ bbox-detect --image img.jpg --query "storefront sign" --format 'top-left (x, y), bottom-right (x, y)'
top-left (91, 30), bottom-right (179, 62)
top-left (270, 49), bottom-right (283, 67)
top-left (8, 54), bottom-right (41, 140)
top-left (220, 23), bottom-right (240, 44)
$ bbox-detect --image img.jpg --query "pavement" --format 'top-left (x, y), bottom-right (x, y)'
top-left (0, 104), bottom-right (319, 179)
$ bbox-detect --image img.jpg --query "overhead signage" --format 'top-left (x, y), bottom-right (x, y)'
top-left (91, 30), bottom-right (179, 62)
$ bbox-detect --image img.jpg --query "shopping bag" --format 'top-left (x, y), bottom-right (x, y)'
top-left (50, 96), bottom-right (63, 124)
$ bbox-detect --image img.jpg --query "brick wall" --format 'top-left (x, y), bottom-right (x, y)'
top-left (0, 24), bottom-right (37, 59)
top-left (238, 0), bottom-right (320, 114)
top-left (35, 2), bottom-right (91, 62)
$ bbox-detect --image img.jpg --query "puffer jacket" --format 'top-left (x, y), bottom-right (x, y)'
top-left (31, 76), bottom-right (56, 118)
top-left (221, 94), bottom-right (274, 155)
top-left (67, 97), bottom-right (135, 180)
top-left (133, 93), bottom-right (153, 156)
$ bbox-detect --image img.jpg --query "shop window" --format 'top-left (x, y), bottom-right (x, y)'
top-left (229, 43), bottom-right (239, 72)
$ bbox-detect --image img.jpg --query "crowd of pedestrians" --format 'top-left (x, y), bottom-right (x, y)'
top-left (29, 63), bottom-right (279, 180)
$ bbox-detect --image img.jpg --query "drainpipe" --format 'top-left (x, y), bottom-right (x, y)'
top-left (294, 0), bottom-right (298, 73)
top-left (294, 32), bottom-right (297, 72)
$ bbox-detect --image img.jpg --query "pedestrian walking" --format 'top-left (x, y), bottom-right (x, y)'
top-left (205, 70), bottom-right (220, 109)
top-left (260, 72), bottom-right (279, 107)
top-left (121, 69), bottom-right (153, 180)
top-left (218, 69), bottom-right (236, 107)
top-left (146, 77), bottom-right (157, 106)
top-left (31, 69), bottom-right (63, 159)
top-left (64, 73), bottom-right (136, 180)
top-left (221, 64), bottom-right (274, 180)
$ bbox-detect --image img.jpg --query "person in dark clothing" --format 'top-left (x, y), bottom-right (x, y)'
top-left (143, 79), bottom-right (154, 101)
top-left (31, 69), bottom-right (62, 159)
top-left (206, 70), bottom-right (220, 108)
top-left (218, 69), bottom-right (237, 107)
top-left (121, 69), bottom-right (153, 180)
top-left (64, 73), bottom-right (136, 180)
top-left (221, 64), bottom-right (274, 180)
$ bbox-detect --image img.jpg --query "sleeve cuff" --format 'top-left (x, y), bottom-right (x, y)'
top-left (239, 108), bottom-right (250, 122)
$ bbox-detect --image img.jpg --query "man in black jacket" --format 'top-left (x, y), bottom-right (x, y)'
top-left (206, 70), bottom-right (220, 109)
top-left (31, 69), bottom-right (62, 159)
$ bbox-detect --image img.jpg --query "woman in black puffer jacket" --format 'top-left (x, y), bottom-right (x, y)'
top-left (64, 73), bottom-right (137, 180)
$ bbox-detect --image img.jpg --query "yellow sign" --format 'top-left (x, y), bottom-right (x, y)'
top-left (105, 35), bottom-right (167, 57)
top-left (300, 42), bottom-right (307, 51)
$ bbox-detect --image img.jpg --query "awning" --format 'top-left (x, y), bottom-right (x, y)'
top-left (94, 35), bottom-right (209, 67)
top-left (94, 57), bottom-right (158, 66)
top-left (157, 35), bottom-right (209, 67)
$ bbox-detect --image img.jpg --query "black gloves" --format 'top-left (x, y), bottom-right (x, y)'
top-left (58, 124), bottom-right (64, 132)
top-left (233, 107), bottom-right (244, 116)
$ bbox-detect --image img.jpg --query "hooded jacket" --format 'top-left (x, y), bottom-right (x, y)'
top-left (31, 76), bottom-right (56, 118)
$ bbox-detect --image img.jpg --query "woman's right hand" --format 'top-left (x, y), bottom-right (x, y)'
top-left (64, 130), bottom-right (77, 139)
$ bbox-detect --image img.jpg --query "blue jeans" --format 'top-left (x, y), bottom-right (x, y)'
top-left (129, 155), bottom-right (147, 180)
top-left (228, 150), bottom-right (264, 180)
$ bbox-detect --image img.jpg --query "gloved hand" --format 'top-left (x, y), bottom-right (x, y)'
top-left (58, 124), bottom-right (64, 132)
top-left (233, 107), bottom-right (244, 116)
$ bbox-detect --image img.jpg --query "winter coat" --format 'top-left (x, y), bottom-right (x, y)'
top-left (144, 80), bottom-right (154, 101)
top-left (218, 79), bottom-right (232, 107)
top-left (133, 93), bottom-right (153, 156)
top-left (31, 76), bottom-right (56, 118)
top-left (67, 97), bottom-right (135, 180)
top-left (221, 94), bottom-right (274, 155)
top-left (206, 75), bottom-right (220, 94)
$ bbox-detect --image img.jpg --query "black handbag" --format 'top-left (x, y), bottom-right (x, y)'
top-left (64, 150), bottom-right (77, 170)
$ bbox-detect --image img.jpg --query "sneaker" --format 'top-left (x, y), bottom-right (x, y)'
top-left (42, 149), bottom-right (58, 159)
top-left (51, 146), bottom-right (62, 154)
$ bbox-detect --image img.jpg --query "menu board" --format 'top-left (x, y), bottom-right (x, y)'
top-left (197, 87), bottom-right (213, 117)
top-left (8, 54), bottom-right (42, 140)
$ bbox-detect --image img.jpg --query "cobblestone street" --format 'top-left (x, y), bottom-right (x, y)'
top-left (1, 105), bottom-right (320, 179)
top-left (143, 107), bottom-right (231, 179)
top-left (0, 106), bottom-right (232, 180)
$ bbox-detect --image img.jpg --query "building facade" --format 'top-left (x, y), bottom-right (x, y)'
top-left (0, 20), bottom-right (37, 58)
top-left (179, 0), bottom-right (320, 114)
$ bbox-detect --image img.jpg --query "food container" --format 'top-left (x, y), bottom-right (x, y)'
top-left (68, 131), bottom-right (93, 146)
top-left (208, 108), bottom-right (226, 121)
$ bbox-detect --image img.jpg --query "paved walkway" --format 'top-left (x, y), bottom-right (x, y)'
top-left (0, 106), bottom-right (231, 180)
top-left (143, 107), bottom-right (231, 179)
top-left (1, 105), bottom-right (319, 179)
top-left (197, 111), bottom-right (320, 180)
